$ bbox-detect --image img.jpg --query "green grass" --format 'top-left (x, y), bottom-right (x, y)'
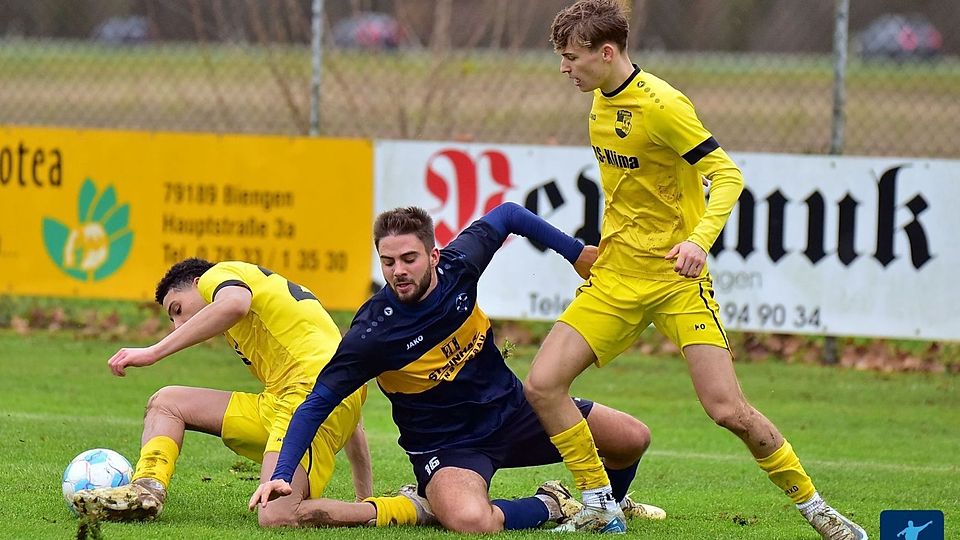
top-left (1, 331), bottom-right (957, 539)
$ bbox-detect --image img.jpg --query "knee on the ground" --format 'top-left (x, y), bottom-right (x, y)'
top-left (438, 504), bottom-right (500, 533)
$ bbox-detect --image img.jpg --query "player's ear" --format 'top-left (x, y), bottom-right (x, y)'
top-left (602, 43), bottom-right (615, 62)
top-left (430, 247), bottom-right (440, 266)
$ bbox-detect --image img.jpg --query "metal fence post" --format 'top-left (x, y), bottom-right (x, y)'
top-left (824, 0), bottom-right (849, 365)
top-left (309, 0), bottom-right (324, 137)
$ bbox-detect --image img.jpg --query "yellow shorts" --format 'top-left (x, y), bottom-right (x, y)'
top-left (558, 269), bottom-right (730, 366)
top-left (221, 384), bottom-right (367, 499)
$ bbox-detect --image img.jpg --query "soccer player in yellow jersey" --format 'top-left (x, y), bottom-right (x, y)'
top-left (71, 258), bottom-right (403, 528)
top-left (523, 2), bottom-right (868, 539)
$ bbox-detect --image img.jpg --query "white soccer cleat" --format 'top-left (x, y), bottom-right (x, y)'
top-left (397, 484), bottom-right (437, 526)
top-left (552, 505), bottom-right (627, 534)
top-left (802, 499), bottom-right (868, 540)
top-left (620, 493), bottom-right (667, 520)
top-left (536, 480), bottom-right (584, 523)
top-left (72, 479), bottom-right (166, 521)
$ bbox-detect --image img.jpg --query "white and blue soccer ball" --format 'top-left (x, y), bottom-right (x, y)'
top-left (61, 448), bottom-right (133, 510)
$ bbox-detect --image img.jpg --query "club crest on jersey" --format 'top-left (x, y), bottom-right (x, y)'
top-left (615, 109), bottom-right (632, 138)
top-left (455, 293), bottom-right (470, 312)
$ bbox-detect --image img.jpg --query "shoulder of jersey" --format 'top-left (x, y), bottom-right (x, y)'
top-left (633, 72), bottom-right (683, 102)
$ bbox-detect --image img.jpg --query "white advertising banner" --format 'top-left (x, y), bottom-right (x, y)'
top-left (374, 140), bottom-right (959, 341)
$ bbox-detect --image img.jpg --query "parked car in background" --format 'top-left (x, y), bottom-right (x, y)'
top-left (857, 13), bottom-right (943, 61)
top-left (92, 16), bottom-right (151, 44)
top-left (332, 13), bottom-right (405, 50)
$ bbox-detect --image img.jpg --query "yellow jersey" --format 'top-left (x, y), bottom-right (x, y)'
top-left (588, 66), bottom-right (743, 280)
top-left (197, 261), bottom-right (341, 394)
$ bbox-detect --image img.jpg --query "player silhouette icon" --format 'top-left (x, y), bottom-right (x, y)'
top-left (898, 520), bottom-right (934, 540)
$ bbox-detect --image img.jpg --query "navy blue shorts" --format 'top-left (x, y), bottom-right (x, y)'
top-left (407, 397), bottom-right (594, 496)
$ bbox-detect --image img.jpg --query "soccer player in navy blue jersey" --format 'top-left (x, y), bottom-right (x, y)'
top-left (249, 203), bottom-right (665, 532)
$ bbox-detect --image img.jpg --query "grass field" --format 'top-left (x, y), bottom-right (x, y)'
top-left (1, 331), bottom-right (957, 539)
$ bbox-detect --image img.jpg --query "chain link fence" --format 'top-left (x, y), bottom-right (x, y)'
top-left (1, 0), bottom-right (958, 158)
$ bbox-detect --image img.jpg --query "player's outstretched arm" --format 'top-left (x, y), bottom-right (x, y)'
top-left (483, 202), bottom-right (586, 267)
top-left (344, 418), bottom-right (373, 500)
top-left (268, 381), bottom-right (346, 501)
top-left (108, 286), bottom-right (251, 376)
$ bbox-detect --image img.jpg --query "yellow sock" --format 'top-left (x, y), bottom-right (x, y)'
top-left (131, 435), bottom-right (180, 488)
top-left (363, 495), bottom-right (418, 527)
top-left (756, 440), bottom-right (816, 504)
top-left (549, 418), bottom-right (609, 491)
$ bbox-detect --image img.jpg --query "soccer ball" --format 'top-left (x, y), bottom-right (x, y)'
top-left (61, 448), bottom-right (133, 510)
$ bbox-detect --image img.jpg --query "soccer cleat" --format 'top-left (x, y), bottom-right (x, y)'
top-left (397, 484), bottom-right (438, 526)
top-left (620, 493), bottom-right (667, 520)
top-left (72, 479), bottom-right (166, 522)
top-left (536, 480), bottom-right (584, 523)
top-left (552, 505), bottom-right (627, 534)
top-left (802, 499), bottom-right (868, 540)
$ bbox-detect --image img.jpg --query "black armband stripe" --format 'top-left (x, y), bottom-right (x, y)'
top-left (212, 279), bottom-right (251, 300)
top-left (682, 136), bottom-right (720, 165)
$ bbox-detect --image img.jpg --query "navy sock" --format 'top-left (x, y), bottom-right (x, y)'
top-left (492, 497), bottom-right (550, 530)
top-left (606, 459), bottom-right (641, 503)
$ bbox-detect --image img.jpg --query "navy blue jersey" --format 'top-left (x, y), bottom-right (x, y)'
top-left (272, 203), bottom-right (584, 483)
top-left (321, 220), bottom-right (523, 452)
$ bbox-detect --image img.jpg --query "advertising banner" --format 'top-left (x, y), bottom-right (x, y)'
top-left (374, 140), bottom-right (958, 340)
top-left (0, 126), bottom-right (372, 309)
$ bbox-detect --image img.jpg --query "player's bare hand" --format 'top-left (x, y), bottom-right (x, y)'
top-left (107, 347), bottom-right (161, 377)
top-left (574, 245), bottom-right (598, 279)
top-left (665, 241), bottom-right (707, 278)
top-left (249, 479), bottom-right (292, 510)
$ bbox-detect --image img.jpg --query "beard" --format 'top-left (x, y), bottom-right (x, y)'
top-left (390, 269), bottom-right (433, 304)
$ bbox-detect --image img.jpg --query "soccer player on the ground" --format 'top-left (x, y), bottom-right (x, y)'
top-left (249, 203), bottom-right (666, 532)
top-left (71, 258), bottom-right (380, 527)
top-left (521, 1), bottom-right (868, 538)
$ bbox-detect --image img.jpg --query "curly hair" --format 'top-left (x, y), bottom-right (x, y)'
top-left (550, 0), bottom-right (629, 52)
top-left (154, 258), bottom-right (215, 305)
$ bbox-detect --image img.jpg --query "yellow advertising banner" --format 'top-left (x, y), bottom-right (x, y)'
top-left (0, 126), bottom-right (373, 310)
